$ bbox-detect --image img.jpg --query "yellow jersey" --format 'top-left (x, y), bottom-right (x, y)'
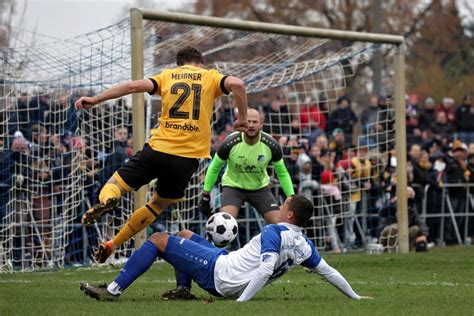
top-left (148, 65), bottom-right (228, 158)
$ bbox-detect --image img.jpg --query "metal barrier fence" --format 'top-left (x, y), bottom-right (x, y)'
top-left (412, 183), bottom-right (474, 246)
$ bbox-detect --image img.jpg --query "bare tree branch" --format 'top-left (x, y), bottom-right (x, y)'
top-left (403, 1), bottom-right (434, 40)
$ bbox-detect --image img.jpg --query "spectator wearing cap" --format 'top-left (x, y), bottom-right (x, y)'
top-left (435, 97), bottom-right (456, 125)
top-left (418, 97), bottom-right (437, 132)
top-left (329, 95), bottom-right (358, 145)
top-left (455, 95), bottom-right (474, 144)
top-left (430, 111), bottom-right (454, 145)
top-left (329, 128), bottom-right (347, 164)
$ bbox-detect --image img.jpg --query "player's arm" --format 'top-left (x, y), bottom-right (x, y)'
top-left (237, 225), bottom-right (281, 302)
top-left (236, 252), bottom-right (279, 302)
top-left (75, 79), bottom-right (155, 110)
top-left (302, 239), bottom-right (370, 300)
top-left (262, 133), bottom-right (295, 197)
top-left (202, 133), bottom-right (239, 195)
top-left (203, 154), bottom-right (226, 194)
top-left (223, 76), bottom-right (248, 131)
top-left (272, 159), bottom-right (295, 197)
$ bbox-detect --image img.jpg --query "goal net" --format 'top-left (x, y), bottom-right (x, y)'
top-left (0, 16), bottom-right (400, 271)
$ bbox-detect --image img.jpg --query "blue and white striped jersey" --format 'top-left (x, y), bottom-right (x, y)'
top-left (213, 222), bottom-right (321, 298)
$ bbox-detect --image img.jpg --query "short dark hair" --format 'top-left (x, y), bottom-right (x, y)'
top-left (176, 46), bottom-right (203, 66)
top-left (288, 195), bottom-right (314, 227)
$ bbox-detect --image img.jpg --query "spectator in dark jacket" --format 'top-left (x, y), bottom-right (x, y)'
top-left (376, 95), bottom-right (395, 151)
top-left (466, 153), bottom-right (474, 183)
top-left (430, 111), bottom-right (454, 145)
top-left (443, 141), bottom-right (468, 244)
top-left (266, 96), bottom-right (290, 136)
top-left (360, 96), bottom-right (379, 134)
top-left (455, 95), bottom-right (474, 144)
top-left (28, 92), bottom-right (50, 127)
top-left (418, 97), bottom-right (436, 132)
top-left (308, 143), bottom-right (324, 182)
top-left (379, 186), bottom-right (429, 252)
top-left (100, 127), bottom-right (129, 185)
top-left (329, 95), bottom-right (357, 145)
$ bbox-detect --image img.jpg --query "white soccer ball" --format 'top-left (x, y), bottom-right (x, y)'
top-left (206, 212), bottom-right (238, 247)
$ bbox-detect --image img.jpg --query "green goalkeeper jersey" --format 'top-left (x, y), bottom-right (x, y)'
top-left (203, 131), bottom-right (294, 197)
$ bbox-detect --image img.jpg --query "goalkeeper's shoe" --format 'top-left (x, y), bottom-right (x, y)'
top-left (95, 240), bottom-right (114, 263)
top-left (161, 287), bottom-right (197, 300)
top-left (80, 282), bottom-right (119, 301)
top-left (81, 198), bottom-right (119, 226)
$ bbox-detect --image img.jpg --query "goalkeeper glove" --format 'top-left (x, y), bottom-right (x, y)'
top-left (199, 193), bottom-right (212, 218)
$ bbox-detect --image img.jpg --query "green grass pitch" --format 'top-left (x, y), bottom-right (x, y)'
top-left (1, 247), bottom-right (473, 315)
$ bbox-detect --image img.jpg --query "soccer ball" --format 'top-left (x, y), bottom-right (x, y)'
top-left (206, 212), bottom-right (238, 247)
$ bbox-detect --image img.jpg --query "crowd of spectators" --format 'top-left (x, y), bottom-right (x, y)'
top-left (0, 89), bottom-right (134, 266)
top-left (212, 92), bottom-right (474, 251)
top-left (1, 88), bottom-right (473, 265)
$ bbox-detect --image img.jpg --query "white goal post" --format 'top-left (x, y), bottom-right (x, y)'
top-left (128, 8), bottom-right (409, 253)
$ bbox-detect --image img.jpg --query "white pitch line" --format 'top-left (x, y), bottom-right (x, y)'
top-left (0, 279), bottom-right (473, 287)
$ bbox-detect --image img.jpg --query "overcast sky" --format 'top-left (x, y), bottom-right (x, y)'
top-left (12, 0), bottom-right (195, 41)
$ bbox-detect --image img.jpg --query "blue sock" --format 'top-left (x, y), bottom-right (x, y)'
top-left (115, 240), bottom-right (158, 290)
top-left (176, 269), bottom-right (192, 289)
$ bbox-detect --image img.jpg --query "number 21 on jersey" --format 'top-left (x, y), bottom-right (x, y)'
top-left (169, 82), bottom-right (202, 120)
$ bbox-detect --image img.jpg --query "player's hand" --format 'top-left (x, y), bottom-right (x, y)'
top-left (233, 118), bottom-right (249, 132)
top-left (75, 96), bottom-right (98, 110)
top-left (359, 296), bottom-right (374, 300)
top-left (199, 193), bottom-right (212, 218)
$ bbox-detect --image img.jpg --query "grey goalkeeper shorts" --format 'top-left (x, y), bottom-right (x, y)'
top-left (221, 186), bottom-right (280, 215)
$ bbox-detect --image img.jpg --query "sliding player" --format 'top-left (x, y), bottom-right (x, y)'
top-left (75, 46), bottom-right (248, 263)
top-left (80, 195), bottom-right (372, 302)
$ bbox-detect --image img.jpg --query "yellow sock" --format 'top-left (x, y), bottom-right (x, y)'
top-left (113, 203), bottom-right (161, 246)
top-left (98, 183), bottom-right (122, 204)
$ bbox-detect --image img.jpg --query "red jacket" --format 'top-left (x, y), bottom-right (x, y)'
top-left (300, 105), bottom-right (326, 131)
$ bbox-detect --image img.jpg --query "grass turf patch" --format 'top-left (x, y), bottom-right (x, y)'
top-left (0, 246), bottom-right (473, 315)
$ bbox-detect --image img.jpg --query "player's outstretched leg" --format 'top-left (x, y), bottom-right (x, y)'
top-left (95, 194), bottom-right (180, 263)
top-left (80, 234), bottom-right (166, 301)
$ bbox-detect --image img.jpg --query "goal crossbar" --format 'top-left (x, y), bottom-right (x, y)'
top-left (130, 8), bottom-right (409, 253)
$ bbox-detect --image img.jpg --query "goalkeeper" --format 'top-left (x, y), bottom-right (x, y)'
top-left (200, 108), bottom-right (294, 223)
top-left (74, 46), bottom-right (248, 263)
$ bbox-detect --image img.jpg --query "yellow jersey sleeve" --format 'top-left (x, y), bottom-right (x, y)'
top-left (147, 66), bottom-right (229, 158)
top-left (149, 72), bottom-right (165, 95)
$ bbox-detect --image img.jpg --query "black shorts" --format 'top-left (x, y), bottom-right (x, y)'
top-left (221, 186), bottom-right (280, 215)
top-left (116, 143), bottom-right (199, 199)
